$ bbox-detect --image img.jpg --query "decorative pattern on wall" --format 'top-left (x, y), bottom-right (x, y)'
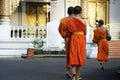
top-left (11, 0), bottom-right (21, 13)
top-left (81, 0), bottom-right (88, 18)
top-left (0, 0), bottom-right (11, 19)
top-left (26, 3), bottom-right (49, 26)
top-left (88, 0), bottom-right (109, 27)
top-left (67, 0), bottom-right (81, 6)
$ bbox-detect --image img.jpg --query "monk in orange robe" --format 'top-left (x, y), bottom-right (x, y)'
top-left (58, 6), bottom-right (74, 78)
top-left (68, 6), bottom-right (86, 80)
top-left (93, 19), bottom-right (109, 70)
top-left (68, 18), bottom-right (86, 66)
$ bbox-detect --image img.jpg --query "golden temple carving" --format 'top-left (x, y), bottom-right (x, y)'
top-left (67, 0), bottom-right (81, 6)
top-left (88, 0), bottom-right (109, 27)
top-left (81, 0), bottom-right (88, 19)
top-left (11, 0), bottom-right (21, 13)
top-left (0, 0), bottom-right (21, 19)
top-left (0, 0), bottom-right (11, 19)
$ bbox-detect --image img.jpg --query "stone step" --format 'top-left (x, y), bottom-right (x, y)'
top-left (109, 45), bottom-right (120, 47)
top-left (108, 56), bottom-right (120, 58)
top-left (108, 40), bottom-right (120, 58)
top-left (109, 50), bottom-right (120, 53)
top-left (109, 53), bottom-right (120, 56)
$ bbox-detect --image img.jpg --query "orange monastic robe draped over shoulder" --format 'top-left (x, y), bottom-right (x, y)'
top-left (93, 28), bottom-right (109, 61)
top-left (58, 17), bottom-right (71, 68)
top-left (59, 17), bottom-right (69, 38)
top-left (68, 18), bottom-right (86, 66)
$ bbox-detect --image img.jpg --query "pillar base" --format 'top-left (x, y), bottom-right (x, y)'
top-left (0, 19), bottom-right (11, 39)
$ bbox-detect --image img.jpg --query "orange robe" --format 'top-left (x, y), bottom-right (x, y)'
top-left (58, 17), bottom-right (71, 68)
top-left (68, 18), bottom-right (86, 66)
top-left (93, 28), bottom-right (109, 61)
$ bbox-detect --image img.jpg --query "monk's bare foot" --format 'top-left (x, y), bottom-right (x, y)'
top-left (66, 71), bottom-right (72, 78)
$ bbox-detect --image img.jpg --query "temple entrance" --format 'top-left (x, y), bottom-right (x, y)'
top-left (26, 2), bottom-right (50, 26)
top-left (88, 0), bottom-right (109, 27)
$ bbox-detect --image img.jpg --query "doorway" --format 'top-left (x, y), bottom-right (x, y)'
top-left (88, 0), bottom-right (109, 27)
top-left (26, 2), bottom-right (50, 26)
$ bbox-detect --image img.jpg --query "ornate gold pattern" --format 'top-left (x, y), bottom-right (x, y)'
top-left (26, 3), bottom-right (48, 26)
top-left (88, 0), bottom-right (109, 27)
top-left (0, 15), bottom-right (10, 19)
top-left (11, 0), bottom-right (20, 13)
top-left (0, 0), bottom-right (11, 19)
top-left (67, 0), bottom-right (81, 6)
top-left (26, 5), bottom-right (36, 26)
top-left (81, 0), bottom-right (88, 18)
top-left (38, 5), bottom-right (46, 26)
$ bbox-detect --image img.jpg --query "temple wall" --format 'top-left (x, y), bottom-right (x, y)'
top-left (110, 0), bottom-right (120, 23)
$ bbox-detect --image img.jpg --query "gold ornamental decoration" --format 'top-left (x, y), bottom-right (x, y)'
top-left (0, 0), bottom-right (21, 19)
top-left (0, 0), bottom-right (11, 19)
top-left (67, 0), bottom-right (81, 6)
top-left (11, 0), bottom-right (21, 13)
top-left (81, 0), bottom-right (88, 19)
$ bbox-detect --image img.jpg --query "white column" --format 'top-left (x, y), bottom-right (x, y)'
top-left (0, 0), bottom-right (11, 40)
top-left (0, 19), bottom-right (11, 39)
top-left (50, 0), bottom-right (65, 21)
